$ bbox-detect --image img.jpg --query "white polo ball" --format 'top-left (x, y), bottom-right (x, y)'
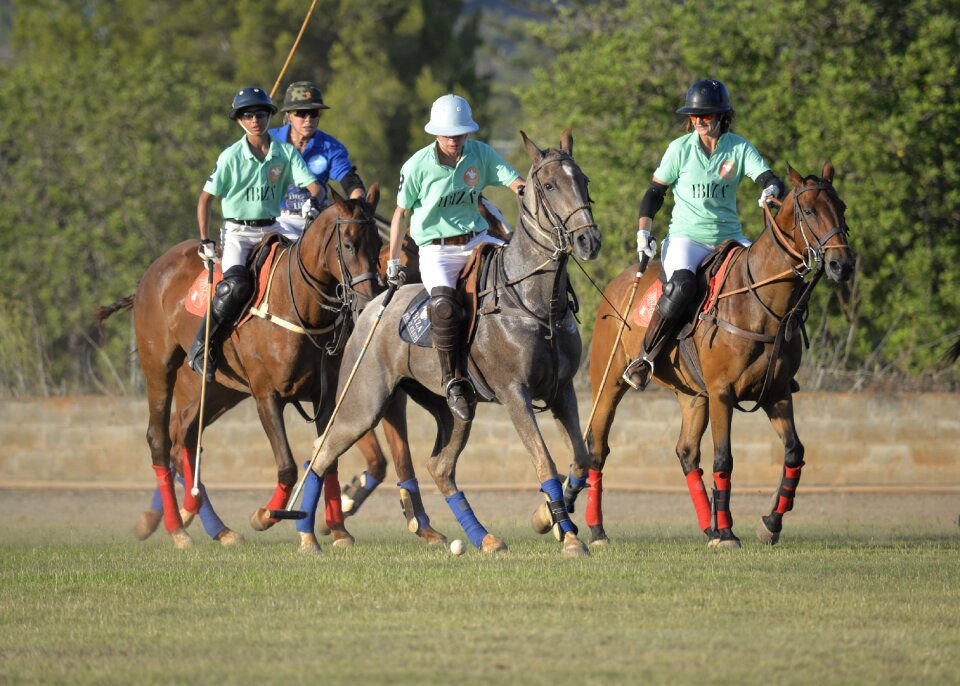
top-left (449, 539), bottom-right (466, 556)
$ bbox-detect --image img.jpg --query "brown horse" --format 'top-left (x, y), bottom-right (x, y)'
top-left (570, 162), bottom-right (854, 548)
top-left (96, 186), bottom-right (443, 549)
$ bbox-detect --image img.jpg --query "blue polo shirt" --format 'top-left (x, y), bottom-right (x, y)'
top-left (269, 124), bottom-right (356, 212)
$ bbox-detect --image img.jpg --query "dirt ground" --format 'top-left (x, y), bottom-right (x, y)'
top-left (1, 487), bottom-right (957, 545)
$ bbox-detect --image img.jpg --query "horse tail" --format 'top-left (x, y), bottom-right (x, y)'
top-left (944, 333), bottom-right (960, 365)
top-left (93, 294), bottom-right (135, 325)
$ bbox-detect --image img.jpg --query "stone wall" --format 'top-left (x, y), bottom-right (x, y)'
top-left (1, 393), bottom-right (958, 490)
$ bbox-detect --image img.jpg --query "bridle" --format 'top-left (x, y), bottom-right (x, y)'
top-left (287, 207), bottom-right (380, 354)
top-left (763, 182), bottom-right (850, 277)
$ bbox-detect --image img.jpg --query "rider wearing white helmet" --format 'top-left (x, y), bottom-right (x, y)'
top-left (387, 94), bottom-right (526, 421)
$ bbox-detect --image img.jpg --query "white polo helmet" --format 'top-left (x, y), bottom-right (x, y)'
top-left (424, 94), bottom-right (479, 136)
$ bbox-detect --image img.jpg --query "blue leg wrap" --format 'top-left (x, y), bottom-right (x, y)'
top-left (444, 491), bottom-right (488, 548)
top-left (398, 478), bottom-right (431, 530)
top-left (362, 471), bottom-right (382, 492)
top-left (541, 477), bottom-right (575, 535)
top-left (150, 485), bottom-right (163, 512)
top-left (566, 472), bottom-right (587, 490)
top-left (176, 475), bottom-right (226, 538)
top-left (295, 461), bottom-right (322, 534)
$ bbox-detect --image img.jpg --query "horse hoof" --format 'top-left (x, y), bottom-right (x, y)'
top-left (562, 532), bottom-right (591, 558)
top-left (170, 528), bottom-right (193, 549)
top-left (216, 529), bottom-right (245, 547)
top-left (707, 536), bottom-right (742, 549)
top-left (249, 508), bottom-right (276, 531)
top-left (531, 502), bottom-right (552, 535)
top-left (481, 534), bottom-right (508, 554)
top-left (180, 508), bottom-right (195, 528)
top-left (756, 520), bottom-right (781, 545)
top-left (298, 533), bottom-right (322, 554)
top-left (417, 526), bottom-right (448, 546)
top-left (589, 535), bottom-right (610, 547)
top-left (331, 530), bottom-right (355, 548)
top-left (134, 509), bottom-right (162, 541)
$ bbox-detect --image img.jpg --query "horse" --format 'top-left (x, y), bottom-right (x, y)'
top-left (570, 162), bottom-right (854, 548)
top-left (295, 128), bottom-right (602, 557)
top-left (96, 186), bottom-right (443, 550)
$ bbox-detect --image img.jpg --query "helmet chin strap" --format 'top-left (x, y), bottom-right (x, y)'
top-left (238, 120), bottom-right (258, 136)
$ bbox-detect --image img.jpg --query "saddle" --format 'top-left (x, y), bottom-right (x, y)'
top-left (184, 232), bottom-right (289, 326)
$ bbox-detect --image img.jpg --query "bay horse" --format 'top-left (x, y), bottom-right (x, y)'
top-left (97, 186), bottom-right (444, 549)
top-left (571, 162), bottom-right (854, 548)
top-left (297, 129), bottom-right (602, 557)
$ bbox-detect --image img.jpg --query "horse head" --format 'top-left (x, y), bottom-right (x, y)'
top-left (519, 128), bottom-right (601, 261)
top-left (304, 183), bottom-right (383, 318)
top-left (777, 162), bottom-right (856, 283)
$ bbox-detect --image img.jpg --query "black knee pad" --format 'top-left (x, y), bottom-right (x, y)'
top-left (212, 266), bottom-right (253, 321)
top-left (657, 269), bottom-right (696, 320)
top-left (428, 286), bottom-right (463, 351)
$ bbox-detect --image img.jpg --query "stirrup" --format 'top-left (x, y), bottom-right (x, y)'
top-left (621, 356), bottom-right (652, 391)
top-left (444, 377), bottom-right (476, 422)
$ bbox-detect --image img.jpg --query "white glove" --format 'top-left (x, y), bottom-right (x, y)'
top-left (301, 196), bottom-right (321, 220)
top-left (386, 258), bottom-right (405, 286)
top-left (758, 184), bottom-right (780, 207)
top-left (199, 239), bottom-right (217, 264)
top-left (636, 229), bottom-right (657, 260)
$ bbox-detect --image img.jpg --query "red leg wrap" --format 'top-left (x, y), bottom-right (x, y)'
top-left (585, 469), bottom-right (603, 527)
top-left (180, 448), bottom-right (200, 515)
top-left (685, 468), bottom-right (711, 531)
top-left (775, 464), bottom-right (803, 514)
top-left (152, 465), bottom-right (183, 533)
top-left (323, 472), bottom-right (344, 528)
top-left (266, 482), bottom-right (293, 515)
top-left (713, 472), bottom-right (732, 530)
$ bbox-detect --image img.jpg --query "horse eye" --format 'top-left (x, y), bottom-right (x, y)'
top-left (804, 208), bottom-right (815, 216)
top-left (343, 242), bottom-right (355, 255)
top-left (544, 182), bottom-right (555, 191)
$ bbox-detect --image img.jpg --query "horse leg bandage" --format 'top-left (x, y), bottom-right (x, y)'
top-left (175, 473), bottom-right (226, 538)
top-left (774, 463), bottom-right (804, 514)
top-left (541, 477), bottom-right (576, 538)
top-left (585, 469), bottom-right (603, 527)
top-left (712, 472), bottom-right (732, 530)
top-left (152, 465), bottom-right (183, 533)
top-left (266, 482), bottom-right (294, 520)
top-left (295, 461), bottom-right (321, 534)
top-left (398, 479), bottom-right (431, 532)
top-left (342, 471), bottom-right (381, 515)
top-left (180, 449), bottom-right (200, 515)
top-left (685, 468), bottom-right (712, 532)
top-left (323, 472), bottom-right (345, 528)
top-left (445, 491), bottom-right (488, 548)
top-left (563, 470), bottom-right (587, 513)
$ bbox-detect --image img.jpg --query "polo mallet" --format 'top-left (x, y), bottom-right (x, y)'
top-left (269, 282), bottom-right (400, 519)
top-left (269, 0), bottom-right (318, 99)
top-left (192, 249), bottom-right (217, 497)
top-left (582, 252), bottom-right (650, 439)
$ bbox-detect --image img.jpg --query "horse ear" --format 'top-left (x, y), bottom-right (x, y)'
top-left (366, 181), bottom-right (381, 211)
top-left (786, 162), bottom-right (804, 188)
top-left (821, 161), bottom-right (835, 184)
top-left (329, 186), bottom-right (348, 210)
top-left (520, 130), bottom-right (544, 163)
top-left (560, 127), bottom-right (573, 156)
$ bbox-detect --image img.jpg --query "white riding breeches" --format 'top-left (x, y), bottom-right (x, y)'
top-left (219, 219), bottom-right (293, 273)
top-left (661, 235), bottom-right (751, 280)
top-left (419, 231), bottom-right (505, 293)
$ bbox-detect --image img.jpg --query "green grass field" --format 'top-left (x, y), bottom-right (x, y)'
top-left (1, 489), bottom-right (958, 685)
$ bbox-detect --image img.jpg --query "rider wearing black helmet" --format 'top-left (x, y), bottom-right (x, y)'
top-left (188, 86), bottom-right (323, 380)
top-left (623, 78), bottom-right (786, 390)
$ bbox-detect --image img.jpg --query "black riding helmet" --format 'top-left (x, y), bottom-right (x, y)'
top-left (229, 86), bottom-right (278, 120)
top-left (676, 79), bottom-right (732, 115)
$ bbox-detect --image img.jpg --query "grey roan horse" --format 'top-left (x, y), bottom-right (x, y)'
top-left (307, 129), bottom-right (602, 556)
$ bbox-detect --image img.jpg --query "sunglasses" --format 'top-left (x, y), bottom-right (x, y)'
top-left (291, 109), bottom-right (320, 119)
top-left (239, 110), bottom-right (270, 120)
top-left (689, 113), bottom-right (717, 122)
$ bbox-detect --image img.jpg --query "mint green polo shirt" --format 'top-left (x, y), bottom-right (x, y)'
top-left (397, 139), bottom-right (520, 246)
top-left (203, 135), bottom-right (316, 220)
top-left (653, 131), bottom-right (770, 244)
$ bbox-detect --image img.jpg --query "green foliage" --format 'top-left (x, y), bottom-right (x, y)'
top-left (517, 0), bottom-right (960, 386)
top-left (0, 0), bottom-right (487, 395)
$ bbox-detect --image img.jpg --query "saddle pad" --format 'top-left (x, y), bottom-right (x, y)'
top-left (398, 288), bottom-right (433, 347)
top-left (184, 242), bottom-right (281, 321)
top-left (633, 280), bottom-right (663, 328)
